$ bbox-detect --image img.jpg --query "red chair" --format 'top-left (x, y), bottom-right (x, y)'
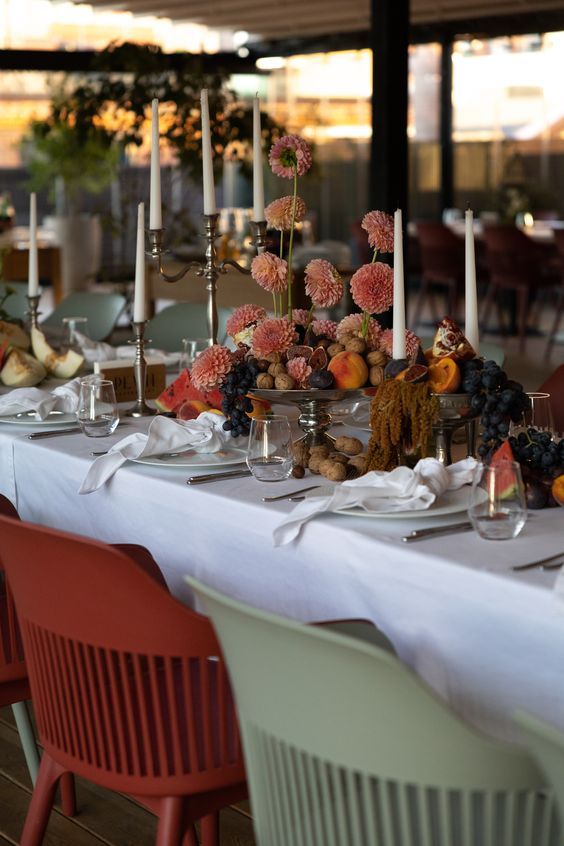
top-left (538, 364), bottom-right (564, 434)
top-left (545, 231), bottom-right (564, 359)
top-left (411, 221), bottom-right (465, 329)
top-left (0, 514), bottom-right (246, 846)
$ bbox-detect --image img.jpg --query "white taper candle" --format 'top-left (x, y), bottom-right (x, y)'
top-left (133, 202), bottom-right (146, 323)
top-left (464, 208), bottom-right (480, 354)
top-left (149, 99), bottom-right (162, 230)
top-left (28, 192), bottom-right (39, 297)
top-left (252, 96), bottom-right (265, 221)
top-left (392, 208), bottom-right (406, 360)
top-left (200, 89), bottom-right (216, 215)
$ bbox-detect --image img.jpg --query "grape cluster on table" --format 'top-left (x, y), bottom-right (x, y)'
top-left (219, 359), bottom-right (259, 438)
top-left (509, 429), bottom-right (564, 475)
top-left (459, 359), bottom-right (531, 458)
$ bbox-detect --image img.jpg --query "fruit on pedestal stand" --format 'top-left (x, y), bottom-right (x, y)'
top-left (31, 327), bottom-right (84, 378)
top-left (0, 321), bottom-right (30, 351)
top-left (155, 369), bottom-right (222, 414)
top-left (384, 358), bottom-right (409, 379)
top-left (431, 317), bottom-right (475, 362)
top-left (327, 351), bottom-right (368, 389)
top-left (0, 348), bottom-right (46, 387)
top-left (428, 358), bottom-right (461, 393)
top-left (552, 475), bottom-right (564, 507)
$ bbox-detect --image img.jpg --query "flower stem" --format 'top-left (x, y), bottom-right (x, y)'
top-left (272, 292), bottom-right (277, 317)
top-left (371, 248), bottom-right (379, 264)
top-left (361, 310), bottom-right (369, 339)
top-left (286, 167), bottom-right (298, 319)
top-left (305, 304), bottom-right (315, 333)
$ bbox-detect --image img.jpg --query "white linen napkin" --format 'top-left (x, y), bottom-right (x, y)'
top-left (273, 457), bottom-right (478, 546)
top-left (79, 411), bottom-right (230, 494)
top-left (75, 332), bottom-right (180, 368)
top-left (0, 377), bottom-right (83, 420)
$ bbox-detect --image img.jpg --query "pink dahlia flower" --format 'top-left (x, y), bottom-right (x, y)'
top-left (350, 262), bottom-right (393, 314)
top-left (312, 319), bottom-right (337, 341)
top-left (265, 195), bottom-right (306, 231)
top-left (269, 135), bottom-right (313, 179)
top-left (251, 252), bottom-right (288, 294)
top-left (379, 328), bottom-right (421, 359)
top-left (191, 344), bottom-right (233, 391)
top-left (286, 356), bottom-right (312, 389)
top-left (361, 210), bottom-right (394, 253)
top-left (337, 313), bottom-right (382, 351)
top-left (292, 308), bottom-right (310, 327)
top-left (304, 258), bottom-right (343, 308)
top-left (251, 317), bottom-right (296, 358)
top-left (226, 304), bottom-right (267, 339)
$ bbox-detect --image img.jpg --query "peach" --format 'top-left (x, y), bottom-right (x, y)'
top-left (327, 351), bottom-right (369, 389)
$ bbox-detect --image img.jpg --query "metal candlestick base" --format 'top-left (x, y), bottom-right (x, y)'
top-left (26, 294), bottom-right (41, 330)
top-left (432, 393), bottom-right (479, 466)
top-left (126, 321), bottom-right (155, 418)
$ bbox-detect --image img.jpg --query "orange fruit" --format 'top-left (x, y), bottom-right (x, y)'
top-left (247, 395), bottom-right (271, 418)
top-left (552, 474), bottom-right (564, 506)
top-left (428, 358), bottom-right (461, 393)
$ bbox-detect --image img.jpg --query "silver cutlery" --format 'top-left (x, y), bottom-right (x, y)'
top-left (401, 522), bottom-right (473, 543)
top-left (512, 553), bottom-right (564, 571)
top-left (28, 427), bottom-right (81, 439)
top-left (263, 485), bottom-right (321, 502)
top-left (186, 468), bottom-right (251, 485)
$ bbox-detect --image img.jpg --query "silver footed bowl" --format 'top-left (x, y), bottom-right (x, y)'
top-left (432, 392), bottom-right (480, 465)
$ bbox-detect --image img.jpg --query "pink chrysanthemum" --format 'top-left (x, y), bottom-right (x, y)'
top-left (269, 135), bottom-right (313, 179)
top-left (251, 252), bottom-right (288, 294)
top-left (265, 195), bottom-right (306, 231)
top-left (226, 304), bottom-right (267, 338)
top-left (286, 356), bottom-right (312, 389)
top-left (361, 210), bottom-right (394, 253)
top-left (304, 259), bottom-right (343, 308)
top-left (292, 308), bottom-right (310, 327)
top-left (312, 319), bottom-right (337, 341)
top-left (337, 313), bottom-right (382, 351)
top-left (191, 344), bottom-right (233, 391)
top-left (350, 262), bottom-right (393, 314)
top-left (379, 328), bottom-right (421, 359)
top-left (251, 317), bottom-right (296, 358)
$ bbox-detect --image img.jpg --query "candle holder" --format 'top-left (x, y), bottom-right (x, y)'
top-left (126, 321), bottom-right (156, 418)
top-left (148, 214), bottom-right (267, 345)
top-left (26, 294), bottom-right (41, 330)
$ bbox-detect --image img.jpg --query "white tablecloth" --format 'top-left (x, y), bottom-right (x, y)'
top-left (1, 413), bottom-right (563, 745)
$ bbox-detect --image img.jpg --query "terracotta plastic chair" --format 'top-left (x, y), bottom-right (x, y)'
top-left (545, 231), bottom-right (564, 359)
top-left (411, 221), bottom-right (465, 329)
top-left (0, 515), bottom-right (246, 846)
top-left (516, 712), bottom-right (564, 826)
top-left (538, 364), bottom-right (564, 434)
top-left (188, 576), bottom-right (561, 846)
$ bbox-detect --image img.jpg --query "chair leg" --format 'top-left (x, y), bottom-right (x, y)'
top-left (20, 754), bottom-right (66, 846)
top-left (181, 826), bottom-right (199, 846)
top-left (156, 797), bottom-right (185, 846)
top-left (517, 287), bottom-right (528, 354)
top-left (200, 813), bottom-right (220, 846)
top-left (12, 701), bottom-right (40, 785)
top-left (60, 772), bottom-right (77, 816)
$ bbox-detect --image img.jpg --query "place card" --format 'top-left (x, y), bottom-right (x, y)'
top-left (93, 358), bottom-right (166, 402)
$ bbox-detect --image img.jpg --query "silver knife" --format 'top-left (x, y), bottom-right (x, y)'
top-left (401, 521), bottom-right (473, 543)
top-left (28, 427), bottom-right (81, 439)
top-left (187, 468), bottom-right (251, 485)
top-left (512, 552), bottom-right (564, 571)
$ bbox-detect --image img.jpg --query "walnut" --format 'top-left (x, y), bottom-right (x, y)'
top-left (327, 342), bottom-right (345, 358)
top-left (257, 359), bottom-right (270, 372)
top-left (292, 441), bottom-right (311, 467)
top-left (369, 365), bottom-right (385, 386)
top-left (345, 337), bottom-right (367, 354)
top-left (256, 373), bottom-right (274, 389)
top-left (334, 436), bottom-right (363, 456)
top-left (265, 352), bottom-right (282, 363)
top-left (309, 445), bottom-right (330, 458)
top-left (366, 350), bottom-right (387, 367)
top-left (308, 453), bottom-right (325, 474)
top-left (327, 451), bottom-right (349, 464)
top-left (274, 373), bottom-right (296, 390)
top-left (319, 459), bottom-right (347, 482)
top-left (338, 332), bottom-right (354, 344)
top-left (347, 454), bottom-right (367, 474)
top-left (268, 362), bottom-right (287, 377)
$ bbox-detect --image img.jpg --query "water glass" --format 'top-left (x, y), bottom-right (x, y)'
top-left (526, 392), bottom-right (554, 432)
top-left (179, 338), bottom-right (208, 372)
top-left (469, 460), bottom-right (527, 540)
top-left (246, 416), bottom-right (293, 482)
top-left (62, 316), bottom-right (89, 353)
top-left (77, 379), bottom-right (119, 437)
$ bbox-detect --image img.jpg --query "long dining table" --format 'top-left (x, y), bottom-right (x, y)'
top-left (0, 406), bottom-right (563, 749)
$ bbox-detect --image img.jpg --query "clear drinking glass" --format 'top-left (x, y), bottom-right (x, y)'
top-left (526, 392), bottom-right (554, 432)
top-left (62, 316), bottom-right (90, 354)
top-left (77, 379), bottom-right (119, 437)
top-left (246, 415), bottom-right (293, 482)
top-left (469, 460), bottom-right (527, 540)
top-left (179, 338), bottom-right (208, 372)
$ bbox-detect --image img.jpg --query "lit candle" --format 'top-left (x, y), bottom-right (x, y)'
top-left (28, 192), bottom-right (39, 297)
top-left (200, 89), bottom-right (216, 215)
top-left (133, 202), bottom-right (146, 323)
top-left (149, 99), bottom-right (162, 230)
top-left (392, 208), bottom-right (406, 360)
top-left (252, 96), bottom-right (265, 221)
top-left (464, 208), bottom-right (480, 354)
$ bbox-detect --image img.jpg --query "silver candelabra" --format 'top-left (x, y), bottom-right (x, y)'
top-left (126, 321), bottom-right (155, 417)
top-left (26, 294), bottom-right (41, 330)
top-left (147, 214), bottom-right (267, 346)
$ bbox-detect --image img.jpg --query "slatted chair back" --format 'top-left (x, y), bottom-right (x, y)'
top-left (41, 292), bottom-right (126, 341)
top-left (188, 576), bottom-right (561, 846)
top-left (416, 221), bottom-right (464, 284)
top-left (482, 224), bottom-right (539, 284)
top-left (147, 303), bottom-right (231, 351)
top-left (0, 497), bottom-right (27, 701)
top-left (516, 712), bottom-right (564, 826)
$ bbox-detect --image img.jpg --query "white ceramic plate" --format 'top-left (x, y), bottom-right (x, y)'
top-left (131, 446), bottom-right (247, 469)
top-left (0, 410), bottom-right (78, 427)
top-left (304, 485), bottom-right (480, 519)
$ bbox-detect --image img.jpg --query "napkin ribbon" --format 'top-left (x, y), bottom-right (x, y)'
top-left (0, 377), bottom-right (83, 420)
top-left (273, 457), bottom-right (478, 546)
top-left (79, 412), bottom-right (229, 494)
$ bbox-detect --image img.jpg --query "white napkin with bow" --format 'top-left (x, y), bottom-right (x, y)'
top-left (0, 377), bottom-right (83, 420)
top-left (273, 457), bottom-right (478, 546)
top-left (75, 332), bottom-right (180, 368)
top-left (79, 412), bottom-right (230, 494)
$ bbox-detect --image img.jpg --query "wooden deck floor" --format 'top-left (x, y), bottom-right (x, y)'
top-left (0, 707), bottom-right (255, 846)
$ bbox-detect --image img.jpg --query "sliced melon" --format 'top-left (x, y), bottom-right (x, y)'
top-left (0, 348), bottom-right (46, 387)
top-left (31, 326), bottom-right (84, 379)
top-left (0, 320), bottom-right (30, 351)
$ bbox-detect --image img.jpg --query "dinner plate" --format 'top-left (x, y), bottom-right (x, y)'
top-left (304, 485), bottom-right (481, 519)
top-left (0, 410), bottom-right (78, 427)
top-left (131, 446), bottom-right (247, 469)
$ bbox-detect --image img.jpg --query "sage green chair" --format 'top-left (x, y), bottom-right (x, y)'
top-left (187, 576), bottom-right (560, 846)
top-left (146, 303), bottom-right (231, 351)
top-left (0, 281), bottom-right (33, 323)
top-left (41, 292), bottom-right (126, 341)
top-left (515, 712), bottom-right (564, 824)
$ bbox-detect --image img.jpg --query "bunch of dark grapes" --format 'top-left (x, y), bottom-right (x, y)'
top-left (219, 358), bottom-right (259, 438)
top-left (509, 429), bottom-right (564, 476)
top-left (459, 359), bottom-right (531, 458)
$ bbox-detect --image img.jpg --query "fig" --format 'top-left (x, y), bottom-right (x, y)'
top-left (309, 346), bottom-right (329, 371)
top-left (384, 358), bottom-right (409, 379)
top-left (287, 345), bottom-right (314, 361)
top-left (308, 369), bottom-right (334, 389)
top-left (525, 482), bottom-right (548, 510)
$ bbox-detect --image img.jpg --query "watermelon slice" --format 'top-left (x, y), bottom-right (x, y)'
top-left (155, 369), bottom-right (222, 414)
top-left (490, 440), bottom-right (518, 498)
